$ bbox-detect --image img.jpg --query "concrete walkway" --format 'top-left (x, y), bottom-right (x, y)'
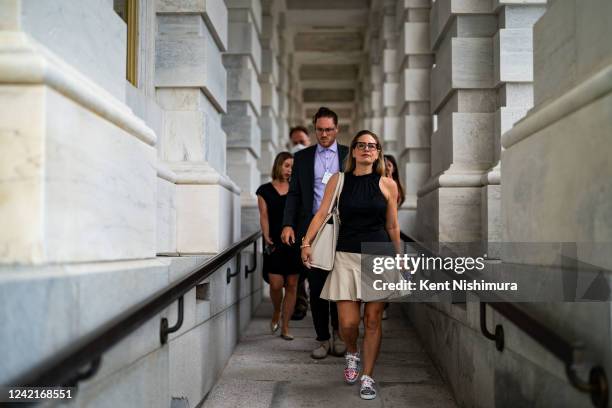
top-left (203, 301), bottom-right (457, 408)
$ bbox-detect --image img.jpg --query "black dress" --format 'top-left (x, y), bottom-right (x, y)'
top-left (336, 172), bottom-right (391, 254)
top-left (256, 183), bottom-right (301, 282)
top-left (320, 171), bottom-right (393, 301)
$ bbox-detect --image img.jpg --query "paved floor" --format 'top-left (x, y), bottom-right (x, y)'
top-left (203, 301), bottom-right (457, 408)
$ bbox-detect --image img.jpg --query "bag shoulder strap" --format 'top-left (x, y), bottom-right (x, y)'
top-left (327, 172), bottom-right (344, 215)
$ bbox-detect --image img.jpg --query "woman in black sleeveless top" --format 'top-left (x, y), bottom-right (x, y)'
top-left (300, 130), bottom-right (402, 400)
top-left (256, 152), bottom-right (300, 340)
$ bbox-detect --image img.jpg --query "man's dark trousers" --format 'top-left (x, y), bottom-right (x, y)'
top-left (307, 267), bottom-right (338, 341)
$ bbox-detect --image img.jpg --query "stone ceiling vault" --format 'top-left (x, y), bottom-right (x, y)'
top-left (281, 0), bottom-right (374, 140)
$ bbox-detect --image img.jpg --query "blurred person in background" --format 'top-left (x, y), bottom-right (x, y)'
top-left (287, 126), bottom-right (312, 320)
top-left (256, 152), bottom-right (300, 340)
top-left (289, 125), bottom-right (311, 154)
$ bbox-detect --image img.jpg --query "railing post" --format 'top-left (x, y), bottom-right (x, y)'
top-left (227, 254), bottom-right (241, 284)
top-left (479, 302), bottom-right (504, 351)
top-left (245, 239), bottom-right (258, 278)
top-left (65, 356), bottom-right (102, 387)
top-left (160, 296), bottom-right (184, 345)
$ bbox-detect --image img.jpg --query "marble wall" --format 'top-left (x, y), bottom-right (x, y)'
top-left (20, 0), bottom-right (127, 102)
top-left (0, 254), bottom-right (264, 408)
top-left (394, 0), bottom-right (432, 237)
top-left (223, 0), bottom-right (264, 235)
top-left (258, 0), bottom-right (283, 185)
top-left (360, 0), bottom-right (433, 238)
top-left (0, 2), bottom-right (259, 407)
top-left (0, 22), bottom-right (156, 265)
top-left (409, 0), bottom-right (612, 407)
top-left (416, 0), bottom-right (498, 245)
top-left (500, 0), bottom-right (612, 399)
top-left (481, 1), bottom-right (545, 258)
top-left (156, 0), bottom-right (240, 253)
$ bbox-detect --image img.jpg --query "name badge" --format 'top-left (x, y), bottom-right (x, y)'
top-left (322, 171), bottom-right (333, 185)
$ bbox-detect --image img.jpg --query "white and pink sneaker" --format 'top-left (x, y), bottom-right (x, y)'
top-left (344, 352), bottom-right (361, 384)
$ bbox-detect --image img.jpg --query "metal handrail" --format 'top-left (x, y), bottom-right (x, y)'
top-left (485, 302), bottom-right (608, 408)
top-left (404, 237), bottom-right (608, 408)
top-left (6, 231), bottom-right (261, 389)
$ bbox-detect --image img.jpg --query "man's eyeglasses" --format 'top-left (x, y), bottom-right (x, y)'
top-left (315, 127), bottom-right (336, 134)
top-left (353, 142), bottom-right (381, 151)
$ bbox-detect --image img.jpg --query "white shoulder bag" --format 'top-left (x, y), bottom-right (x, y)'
top-left (309, 172), bottom-right (345, 271)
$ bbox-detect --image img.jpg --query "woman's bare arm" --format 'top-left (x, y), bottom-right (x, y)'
top-left (381, 177), bottom-right (402, 254)
top-left (257, 195), bottom-right (273, 245)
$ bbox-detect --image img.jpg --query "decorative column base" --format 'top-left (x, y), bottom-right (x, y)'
top-left (0, 33), bottom-right (157, 265)
top-left (170, 162), bottom-right (241, 254)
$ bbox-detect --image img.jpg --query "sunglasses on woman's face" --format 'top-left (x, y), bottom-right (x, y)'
top-left (353, 142), bottom-right (380, 151)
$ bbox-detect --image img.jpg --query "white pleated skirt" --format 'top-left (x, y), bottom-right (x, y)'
top-left (320, 251), bottom-right (362, 301)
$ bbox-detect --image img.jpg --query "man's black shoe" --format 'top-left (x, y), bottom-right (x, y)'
top-left (291, 311), bottom-right (306, 321)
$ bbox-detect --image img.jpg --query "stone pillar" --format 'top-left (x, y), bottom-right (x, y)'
top-left (502, 1), bottom-right (612, 271)
top-left (360, 5), bottom-right (383, 137)
top-left (276, 27), bottom-right (292, 149)
top-left (223, 0), bottom-right (263, 234)
top-left (258, 0), bottom-right (281, 183)
top-left (381, 0), bottom-right (400, 158)
top-left (481, 1), bottom-right (545, 258)
top-left (0, 0), bottom-right (156, 265)
top-left (417, 0), bottom-right (497, 247)
top-left (288, 63), bottom-right (303, 133)
top-left (395, 0), bottom-right (433, 237)
top-left (156, 0), bottom-right (240, 253)
top-left (370, 64), bottom-right (385, 137)
top-left (358, 63), bottom-right (373, 130)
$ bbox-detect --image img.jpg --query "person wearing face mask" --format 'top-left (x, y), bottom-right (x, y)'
top-left (281, 107), bottom-right (349, 359)
top-left (300, 130), bottom-right (401, 400)
top-left (289, 125), bottom-right (311, 154)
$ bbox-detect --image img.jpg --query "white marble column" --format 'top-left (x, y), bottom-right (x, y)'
top-left (416, 0), bottom-right (498, 246)
top-left (222, 0), bottom-right (263, 234)
top-left (0, 0), bottom-right (157, 264)
top-left (480, 1), bottom-right (545, 257)
top-left (276, 26), bottom-right (293, 148)
top-left (381, 1), bottom-right (400, 158)
top-left (288, 65), bottom-right (304, 132)
top-left (258, 0), bottom-right (282, 183)
top-left (358, 63), bottom-right (373, 130)
top-left (360, 7), bottom-right (382, 136)
top-left (395, 0), bottom-right (433, 237)
top-left (369, 64), bottom-right (385, 136)
top-left (156, 0), bottom-right (241, 253)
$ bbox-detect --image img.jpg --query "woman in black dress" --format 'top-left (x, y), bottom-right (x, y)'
top-left (300, 131), bottom-right (401, 400)
top-left (256, 152), bottom-right (300, 340)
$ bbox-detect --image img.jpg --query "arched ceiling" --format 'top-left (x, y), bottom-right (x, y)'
top-left (282, 0), bottom-right (375, 143)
